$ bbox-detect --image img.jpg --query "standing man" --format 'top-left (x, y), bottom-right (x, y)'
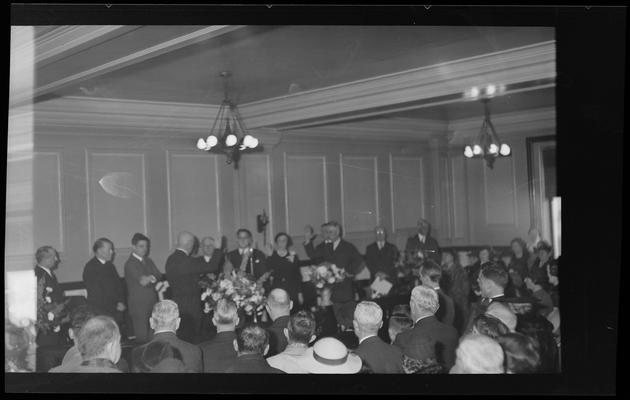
top-left (304, 221), bottom-right (365, 329)
top-left (83, 238), bottom-right (126, 326)
top-left (226, 229), bottom-right (269, 281)
top-left (124, 233), bottom-right (162, 344)
top-left (165, 231), bottom-right (218, 344)
top-left (364, 226), bottom-right (400, 315)
top-left (195, 236), bottom-right (224, 341)
top-left (265, 288), bottom-right (293, 357)
top-left (405, 218), bottom-right (441, 265)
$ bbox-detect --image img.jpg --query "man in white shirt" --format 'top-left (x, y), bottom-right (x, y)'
top-left (266, 311), bottom-right (316, 373)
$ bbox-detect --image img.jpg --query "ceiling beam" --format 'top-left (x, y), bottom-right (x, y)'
top-left (34, 25), bottom-right (246, 99)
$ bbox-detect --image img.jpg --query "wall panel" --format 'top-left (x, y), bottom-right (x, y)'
top-left (391, 156), bottom-right (425, 230)
top-left (483, 156), bottom-right (518, 226)
top-left (341, 155), bottom-right (378, 233)
top-left (33, 151), bottom-right (64, 251)
top-left (284, 154), bottom-right (327, 237)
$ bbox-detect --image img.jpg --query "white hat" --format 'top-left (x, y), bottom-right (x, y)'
top-left (486, 302), bottom-right (517, 332)
top-left (298, 337), bottom-right (362, 374)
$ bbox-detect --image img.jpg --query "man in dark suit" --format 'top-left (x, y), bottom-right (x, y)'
top-left (352, 301), bottom-right (403, 374)
top-left (465, 262), bottom-right (509, 333)
top-left (394, 286), bottom-right (458, 371)
top-left (226, 229), bottom-right (269, 281)
top-left (364, 226), bottom-right (400, 281)
top-left (124, 233), bottom-right (162, 344)
top-left (83, 238), bottom-right (126, 326)
top-left (419, 261), bottom-right (455, 327)
top-left (225, 324), bottom-right (284, 373)
top-left (165, 231), bottom-right (220, 343)
top-left (304, 221), bottom-right (365, 328)
top-left (195, 236), bottom-right (225, 341)
top-left (131, 300), bottom-right (202, 373)
top-left (404, 218), bottom-right (441, 265)
top-left (264, 288), bottom-right (293, 357)
top-left (200, 299), bottom-right (239, 373)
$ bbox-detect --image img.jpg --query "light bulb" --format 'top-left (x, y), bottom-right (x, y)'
top-left (473, 145), bottom-right (482, 155)
top-left (500, 143), bottom-right (511, 156)
top-left (206, 135), bottom-right (218, 148)
top-left (197, 138), bottom-right (207, 150)
top-left (489, 143), bottom-right (499, 154)
top-left (249, 137), bottom-right (259, 148)
top-left (464, 146), bottom-right (474, 158)
top-left (486, 84), bottom-right (496, 96)
top-left (243, 135), bottom-right (254, 148)
top-left (470, 86), bottom-right (480, 99)
top-left (225, 134), bottom-right (238, 147)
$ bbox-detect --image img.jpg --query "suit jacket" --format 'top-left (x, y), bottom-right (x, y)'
top-left (354, 336), bottom-right (404, 374)
top-left (394, 315), bottom-right (458, 370)
top-left (267, 251), bottom-right (301, 303)
top-left (35, 266), bottom-right (66, 346)
top-left (464, 294), bottom-right (508, 334)
top-left (226, 248), bottom-right (268, 280)
top-left (200, 331), bottom-right (237, 373)
top-left (404, 234), bottom-right (441, 264)
top-left (132, 331), bottom-right (202, 373)
top-left (304, 239), bottom-right (364, 303)
top-left (267, 315), bottom-right (290, 357)
top-left (225, 353), bottom-right (285, 374)
top-left (364, 242), bottom-right (399, 279)
top-left (435, 288), bottom-right (455, 327)
top-left (194, 252), bottom-right (224, 276)
top-left (82, 257), bottom-right (124, 320)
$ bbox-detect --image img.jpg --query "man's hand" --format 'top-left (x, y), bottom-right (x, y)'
top-left (139, 275), bottom-right (153, 286)
top-left (375, 271), bottom-right (389, 280)
top-left (264, 243), bottom-right (274, 257)
top-left (116, 302), bottom-right (126, 312)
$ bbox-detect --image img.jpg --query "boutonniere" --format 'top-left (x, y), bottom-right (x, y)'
top-left (254, 259), bottom-right (260, 264)
top-left (45, 287), bottom-right (53, 293)
top-left (47, 312), bottom-right (55, 321)
top-left (53, 326), bottom-right (61, 333)
top-left (45, 296), bottom-right (52, 304)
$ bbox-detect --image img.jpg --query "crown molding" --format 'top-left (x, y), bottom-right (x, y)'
top-left (239, 41), bottom-right (556, 129)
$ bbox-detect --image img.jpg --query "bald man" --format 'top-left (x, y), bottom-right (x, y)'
top-left (165, 232), bottom-right (216, 343)
top-left (265, 288), bottom-right (293, 357)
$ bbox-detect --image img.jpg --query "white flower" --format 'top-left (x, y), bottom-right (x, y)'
top-left (53, 326), bottom-right (60, 333)
top-left (219, 280), bottom-right (229, 289)
top-left (316, 266), bottom-right (328, 276)
top-left (45, 296), bottom-right (52, 304)
top-left (225, 288), bottom-right (235, 296)
top-left (47, 312), bottom-right (55, 321)
top-left (255, 259), bottom-right (260, 264)
top-left (211, 292), bottom-right (221, 301)
top-left (45, 287), bottom-right (53, 293)
top-left (244, 304), bottom-right (253, 313)
top-left (204, 303), bottom-right (211, 314)
top-left (327, 277), bottom-right (336, 284)
top-left (316, 282), bottom-right (324, 289)
top-left (201, 290), bottom-right (210, 301)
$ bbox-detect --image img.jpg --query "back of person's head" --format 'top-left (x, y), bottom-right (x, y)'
top-left (286, 311), bottom-right (316, 345)
top-left (486, 302), bottom-right (517, 332)
top-left (150, 300), bottom-right (180, 332)
top-left (388, 315), bottom-right (413, 344)
top-left (236, 324), bottom-right (269, 356)
top-left (78, 316), bottom-right (121, 362)
top-left (496, 332), bottom-right (541, 373)
top-left (480, 262), bottom-right (509, 289)
top-left (391, 304), bottom-right (411, 318)
top-left (353, 301), bottom-right (383, 334)
top-left (140, 341), bottom-right (185, 373)
top-left (213, 298), bottom-right (239, 328)
top-left (35, 245), bottom-right (56, 264)
top-left (516, 312), bottom-right (558, 373)
top-left (420, 261), bottom-right (442, 285)
top-left (69, 305), bottom-right (96, 342)
top-left (536, 241), bottom-right (553, 254)
top-left (451, 334), bottom-right (504, 374)
top-left (266, 288), bottom-right (292, 319)
top-left (410, 285), bottom-right (439, 316)
top-left (472, 314), bottom-right (510, 340)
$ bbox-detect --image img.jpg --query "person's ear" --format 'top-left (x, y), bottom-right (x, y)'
top-left (309, 335), bottom-right (317, 344)
top-left (233, 339), bottom-right (238, 353)
top-left (263, 344), bottom-right (270, 356)
top-left (234, 316), bottom-right (240, 327)
top-left (289, 301), bottom-right (293, 311)
top-left (175, 317), bottom-right (181, 331)
top-left (149, 318), bottom-right (156, 330)
top-left (378, 320), bottom-right (384, 330)
top-left (212, 317), bottom-right (218, 327)
top-left (352, 320), bottom-right (359, 332)
top-left (283, 328), bottom-right (289, 340)
top-left (68, 328), bottom-right (74, 341)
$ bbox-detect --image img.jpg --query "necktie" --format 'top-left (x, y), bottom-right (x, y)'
top-left (326, 241), bottom-right (334, 254)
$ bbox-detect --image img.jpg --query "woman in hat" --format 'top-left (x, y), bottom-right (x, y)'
top-left (297, 337), bottom-right (362, 374)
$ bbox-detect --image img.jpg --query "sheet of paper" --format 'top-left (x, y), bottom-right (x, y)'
top-left (300, 266), bottom-right (313, 282)
top-left (370, 276), bottom-right (393, 296)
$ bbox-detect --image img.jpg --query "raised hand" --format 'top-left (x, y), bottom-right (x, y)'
top-left (264, 242), bottom-right (274, 257)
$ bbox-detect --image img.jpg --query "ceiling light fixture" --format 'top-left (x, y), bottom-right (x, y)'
top-left (196, 71), bottom-right (261, 168)
top-left (463, 95), bottom-right (511, 169)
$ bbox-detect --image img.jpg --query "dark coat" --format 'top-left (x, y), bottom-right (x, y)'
top-left (440, 264), bottom-right (471, 334)
top-left (364, 242), bottom-right (399, 279)
top-left (132, 331), bottom-right (202, 373)
top-left (200, 331), bottom-right (237, 373)
top-left (124, 255), bottom-right (161, 343)
top-left (304, 239), bottom-right (364, 303)
top-left (35, 266), bottom-right (66, 347)
top-left (394, 315), bottom-right (458, 370)
top-left (464, 294), bottom-right (508, 334)
top-left (82, 257), bottom-right (124, 322)
top-left (225, 353), bottom-right (285, 373)
top-left (404, 234), bottom-right (441, 264)
top-left (193, 252), bottom-right (224, 276)
top-left (266, 315), bottom-right (290, 357)
top-left (354, 336), bottom-right (404, 374)
top-left (435, 289), bottom-right (456, 327)
top-left (267, 251), bottom-right (302, 304)
top-left (226, 248), bottom-right (268, 280)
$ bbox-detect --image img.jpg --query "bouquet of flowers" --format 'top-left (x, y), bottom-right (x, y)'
top-left (199, 272), bottom-right (266, 317)
top-left (307, 262), bottom-right (346, 289)
top-left (36, 279), bottom-right (69, 335)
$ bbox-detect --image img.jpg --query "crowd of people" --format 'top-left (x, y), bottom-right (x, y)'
top-left (28, 218), bottom-right (560, 374)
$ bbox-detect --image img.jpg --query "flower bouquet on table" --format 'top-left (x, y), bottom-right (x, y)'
top-left (199, 272), bottom-right (266, 319)
top-left (308, 262), bottom-right (346, 290)
top-left (36, 279), bottom-right (70, 335)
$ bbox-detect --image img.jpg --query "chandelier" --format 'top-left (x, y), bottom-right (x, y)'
top-left (463, 84), bottom-right (511, 169)
top-left (196, 71), bottom-right (261, 168)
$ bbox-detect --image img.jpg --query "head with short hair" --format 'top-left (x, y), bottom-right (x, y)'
top-left (374, 225), bottom-right (387, 242)
top-left (325, 221), bottom-right (342, 241)
top-left (510, 238), bottom-right (528, 257)
top-left (441, 250), bottom-right (455, 267)
top-left (472, 314), bottom-right (510, 340)
top-left (486, 302), bottom-right (517, 332)
top-left (176, 231), bottom-right (195, 253)
top-left (417, 218), bottom-right (431, 236)
top-left (536, 241), bottom-right (553, 261)
top-left (234, 324), bottom-right (269, 356)
top-left (131, 233), bottom-right (150, 258)
top-left (35, 246), bottom-right (59, 269)
top-left (200, 236), bottom-right (215, 257)
top-left (141, 341), bottom-right (184, 370)
top-left (496, 333), bottom-right (541, 373)
top-left (409, 285), bottom-right (440, 321)
top-left (353, 301), bottom-right (383, 338)
top-left (77, 316), bottom-right (121, 363)
top-left (266, 288), bottom-right (292, 321)
top-left (93, 238), bottom-right (114, 261)
top-left (236, 228), bottom-right (253, 249)
top-left (212, 299), bottom-right (239, 329)
top-left (388, 315), bottom-right (414, 344)
top-left (478, 247), bottom-right (493, 264)
top-left (68, 305), bottom-right (96, 345)
top-left (274, 232), bottom-right (293, 251)
top-left (150, 300), bottom-right (181, 333)
top-left (450, 334), bottom-right (504, 374)
top-left (477, 262), bottom-right (508, 297)
top-left (285, 311), bottom-right (316, 346)
top-left (420, 261), bottom-right (442, 287)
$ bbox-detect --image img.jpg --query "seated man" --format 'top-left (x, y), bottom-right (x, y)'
top-left (266, 311), bottom-right (317, 373)
top-left (352, 301), bottom-right (403, 374)
top-left (419, 261), bottom-right (455, 327)
top-left (225, 324), bottom-right (284, 373)
top-left (388, 314), bottom-right (413, 344)
top-left (496, 332), bottom-right (541, 373)
top-left (51, 316), bottom-right (123, 373)
top-left (133, 341), bottom-right (186, 373)
top-left (471, 314), bottom-right (510, 341)
top-left (449, 333), bottom-right (504, 374)
top-left (200, 299), bottom-right (239, 373)
top-left (131, 300), bottom-right (202, 373)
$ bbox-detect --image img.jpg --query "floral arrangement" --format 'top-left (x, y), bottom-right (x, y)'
top-left (199, 272), bottom-right (266, 316)
top-left (307, 262), bottom-right (346, 289)
top-left (36, 278), bottom-right (69, 335)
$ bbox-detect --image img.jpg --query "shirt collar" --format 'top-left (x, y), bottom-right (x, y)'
top-left (359, 334), bottom-right (378, 345)
top-left (283, 343), bottom-right (309, 356)
top-left (239, 247), bottom-right (251, 255)
top-left (332, 238), bottom-right (341, 250)
top-left (176, 248), bottom-right (189, 256)
top-left (489, 293), bottom-right (504, 299)
top-left (154, 329), bottom-right (177, 335)
top-left (37, 265), bottom-right (53, 277)
top-left (414, 315), bottom-right (433, 325)
top-left (132, 253), bottom-right (143, 262)
top-left (204, 255), bottom-right (212, 262)
top-left (418, 233), bottom-right (426, 242)
top-left (377, 241), bottom-right (385, 249)
top-left (96, 257), bottom-right (107, 265)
